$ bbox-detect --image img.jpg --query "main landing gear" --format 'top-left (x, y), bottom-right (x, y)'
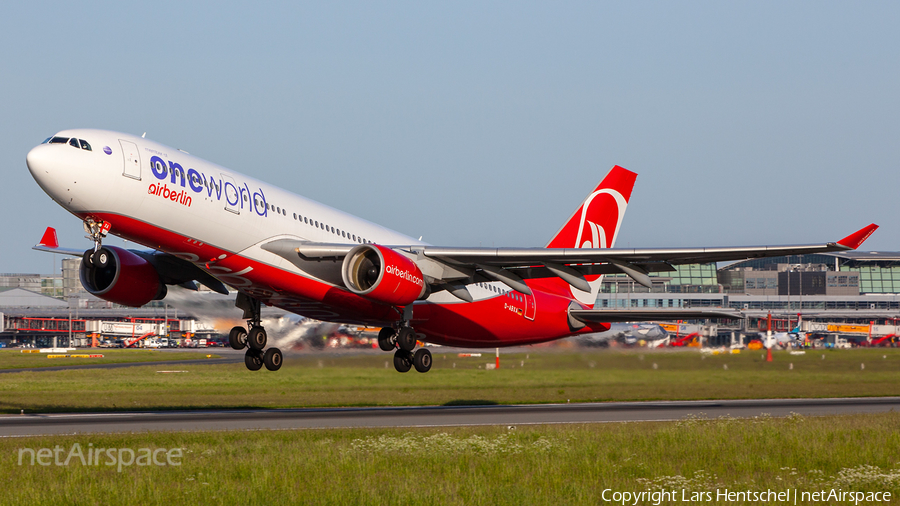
top-left (231, 294), bottom-right (283, 372)
top-left (378, 326), bottom-right (432, 373)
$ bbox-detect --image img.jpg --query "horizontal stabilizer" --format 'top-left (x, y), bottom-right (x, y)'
top-left (570, 308), bottom-right (744, 323)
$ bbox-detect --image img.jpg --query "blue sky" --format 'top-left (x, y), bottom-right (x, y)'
top-left (2, 2), bottom-right (898, 274)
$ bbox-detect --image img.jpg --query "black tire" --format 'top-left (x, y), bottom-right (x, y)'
top-left (263, 347), bottom-right (283, 371)
top-left (93, 248), bottom-right (110, 268)
top-left (377, 327), bottom-right (396, 352)
top-left (413, 348), bottom-right (432, 373)
top-left (228, 326), bottom-right (247, 350)
top-left (244, 349), bottom-right (263, 371)
top-left (393, 349), bottom-right (413, 373)
top-left (396, 327), bottom-right (416, 352)
top-left (247, 326), bottom-right (267, 350)
top-left (82, 250), bottom-right (94, 268)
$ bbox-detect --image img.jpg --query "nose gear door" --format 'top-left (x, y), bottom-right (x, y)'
top-left (119, 140), bottom-right (141, 180)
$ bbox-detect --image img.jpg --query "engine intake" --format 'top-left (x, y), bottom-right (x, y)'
top-left (342, 244), bottom-right (426, 306)
top-left (80, 246), bottom-right (167, 307)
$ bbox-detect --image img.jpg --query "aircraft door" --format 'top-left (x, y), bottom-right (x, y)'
top-left (119, 140), bottom-right (141, 180)
top-left (524, 292), bottom-right (536, 321)
top-left (221, 173), bottom-right (240, 214)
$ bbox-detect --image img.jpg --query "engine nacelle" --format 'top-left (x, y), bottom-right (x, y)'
top-left (342, 244), bottom-right (427, 306)
top-left (80, 246), bottom-right (166, 307)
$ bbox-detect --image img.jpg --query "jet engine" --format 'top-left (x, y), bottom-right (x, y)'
top-left (80, 246), bottom-right (167, 307)
top-left (341, 244), bottom-right (427, 306)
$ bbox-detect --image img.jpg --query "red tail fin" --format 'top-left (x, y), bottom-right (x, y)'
top-left (547, 166), bottom-right (637, 248)
top-left (543, 166), bottom-right (637, 307)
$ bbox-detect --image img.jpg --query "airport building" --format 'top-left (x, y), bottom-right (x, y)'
top-left (3, 250), bottom-right (900, 348)
top-left (596, 251), bottom-right (900, 344)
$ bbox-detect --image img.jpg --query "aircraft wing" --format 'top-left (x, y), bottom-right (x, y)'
top-left (32, 227), bottom-right (230, 295)
top-left (31, 226), bottom-right (85, 257)
top-left (264, 224), bottom-right (878, 292)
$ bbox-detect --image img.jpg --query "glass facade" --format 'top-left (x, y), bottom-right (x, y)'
top-left (845, 265), bottom-right (900, 294)
top-left (666, 264), bottom-right (719, 286)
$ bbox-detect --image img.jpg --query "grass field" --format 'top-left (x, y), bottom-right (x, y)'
top-left (2, 413), bottom-right (899, 505)
top-left (0, 349), bottom-right (220, 370)
top-left (0, 348), bottom-right (898, 414)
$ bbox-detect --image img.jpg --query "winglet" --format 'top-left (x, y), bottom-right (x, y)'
top-left (37, 227), bottom-right (59, 249)
top-left (837, 224), bottom-right (879, 250)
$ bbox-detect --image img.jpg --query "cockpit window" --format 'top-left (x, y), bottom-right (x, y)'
top-left (68, 138), bottom-right (79, 148)
top-left (79, 139), bottom-right (92, 151)
top-left (49, 136), bottom-right (69, 144)
top-left (42, 137), bottom-right (51, 144)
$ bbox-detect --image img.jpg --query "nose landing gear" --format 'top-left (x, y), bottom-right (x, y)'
top-left (232, 294), bottom-right (282, 371)
top-left (80, 218), bottom-right (112, 268)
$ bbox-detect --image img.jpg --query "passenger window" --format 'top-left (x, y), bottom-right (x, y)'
top-left (293, 213), bottom-right (297, 220)
top-left (243, 194), bottom-right (248, 202)
top-left (49, 137), bottom-right (68, 144)
top-left (304, 217), bottom-right (308, 224)
top-left (68, 138), bottom-right (79, 148)
top-left (79, 140), bottom-right (91, 151)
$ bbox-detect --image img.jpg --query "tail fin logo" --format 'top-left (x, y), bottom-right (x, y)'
top-left (573, 188), bottom-right (628, 250)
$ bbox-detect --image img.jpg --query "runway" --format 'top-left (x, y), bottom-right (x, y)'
top-left (1, 397), bottom-right (898, 437)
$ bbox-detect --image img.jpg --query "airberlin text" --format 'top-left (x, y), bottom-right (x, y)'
top-left (147, 154), bottom-right (268, 215)
top-left (601, 488), bottom-right (891, 504)
top-left (148, 183), bottom-right (191, 207)
top-left (385, 265), bottom-right (424, 287)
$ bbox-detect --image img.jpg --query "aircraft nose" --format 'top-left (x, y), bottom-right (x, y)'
top-left (26, 144), bottom-right (54, 180)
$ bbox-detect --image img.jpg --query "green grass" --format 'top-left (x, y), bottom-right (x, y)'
top-left (0, 349), bottom-right (221, 370)
top-left (2, 413), bottom-right (899, 505)
top-left (0, 348), bottom-right (898, 414)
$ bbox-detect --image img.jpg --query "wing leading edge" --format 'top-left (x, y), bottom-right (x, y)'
top-left (263, 224), bottom-right (878, 295)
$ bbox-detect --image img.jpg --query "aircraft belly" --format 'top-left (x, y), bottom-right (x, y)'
top-left (413, 292), bottom-right (577, 348)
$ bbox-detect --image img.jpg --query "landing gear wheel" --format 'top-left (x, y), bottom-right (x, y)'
top-left (413, 348), bottom-right (432, 373)
top-left (378, 327), bottom-right (396, 351)
top-left (82, 250), bottom-right (94, 268)
top-left (263, 348), bottom-right (283, 371)
top-left (92, 248), bottom-right (110, 268)
top-left (393, 349), bottom-right (413, 373)
top-left (396, 327), bottom-right (416, 352)
top-left (247, 326), bottom-right (267, 351)
top-left (228, 326), bottom-right (248, 350)
top-left (244, 349), bottom-right (263, 371)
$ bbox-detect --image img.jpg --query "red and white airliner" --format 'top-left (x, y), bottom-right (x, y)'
top-left (26, 129), bottom-right (878, 373)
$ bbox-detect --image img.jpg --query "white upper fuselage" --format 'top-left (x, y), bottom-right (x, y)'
top-left (27, 128), bottom-right (423, 270)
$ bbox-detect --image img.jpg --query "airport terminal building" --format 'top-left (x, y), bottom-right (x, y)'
top-left (3, 250), bottom-right (900, 346)
top-left (596, 251), bottom-right (900, 337)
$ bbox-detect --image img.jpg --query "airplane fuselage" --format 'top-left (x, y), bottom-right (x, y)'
top-left (27, 129), bottom-right (605, 348)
